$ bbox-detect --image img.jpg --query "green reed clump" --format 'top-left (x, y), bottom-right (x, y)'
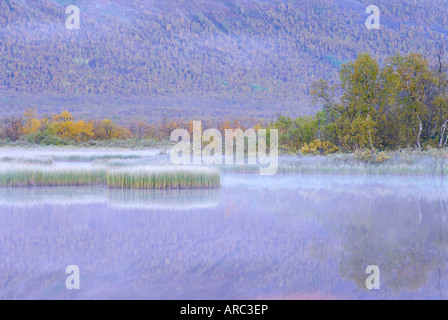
top-left (216, 152), bottom-right (448, 176)
top-left (0, 165), bottom-right (220, 189)
top-left (52, 154), bottom-right (142, 162)
top-left (0, 166), bottom-right (107, 187)
top-left (106, 166), bottom-right (221, 189)
top-left (0, 157), bottom-right (54, 165)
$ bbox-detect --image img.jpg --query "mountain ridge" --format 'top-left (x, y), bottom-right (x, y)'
top-left (1, 0), bottom-right (448, 121)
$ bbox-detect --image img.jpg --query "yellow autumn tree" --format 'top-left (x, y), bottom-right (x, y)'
top-left (51, 111), bottom-right (94, 142)
top-left (22, 109), bottom-right (41, 135)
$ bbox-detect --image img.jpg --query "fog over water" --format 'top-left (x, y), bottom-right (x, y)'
top-left (0, 174), bottom-right (447, 299)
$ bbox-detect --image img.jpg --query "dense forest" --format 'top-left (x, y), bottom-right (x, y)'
top-left (279, 52), bottom-right (448, 153)
top-left (3, 51), bottom-right (448, 155)
top-left (1, 0), bottom-right (448, 121)
top-left (0, 49), bottom-right (448, 155)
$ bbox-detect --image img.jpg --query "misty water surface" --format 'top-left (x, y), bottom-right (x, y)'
top-left (0, 174), bottom-right (448, 299)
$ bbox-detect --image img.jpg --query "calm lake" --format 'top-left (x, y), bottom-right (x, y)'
top-left (1, 174), bottom-right (447, 299)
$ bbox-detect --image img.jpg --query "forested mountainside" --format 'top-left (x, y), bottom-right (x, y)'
top-left (1, 0), bottom-right (448, 121)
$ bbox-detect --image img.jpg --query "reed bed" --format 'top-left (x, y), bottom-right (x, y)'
top-left (219, 153), bottom-right (448, 176)
top-left (52, 154), bottom-right (142, 162)
top-left (0, 164), bottom-right (220, 189)
top-left (0, 148), bottom-right (162, 164)
top-left (274, 163), bottom-right (448, 175)
top-left (0, 156), bottom-right (54, 165)
top-left (0, 165), bottom-right (107, 187)
top-left (106, 166), bottom-right (221, 189)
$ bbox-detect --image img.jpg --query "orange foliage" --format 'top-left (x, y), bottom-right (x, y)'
top-left (51, 111), bottom-right (94, 142)
top-left (92, 119), bottom-right (131, 140)
top-left (22, 109), bottom-right (41, 135)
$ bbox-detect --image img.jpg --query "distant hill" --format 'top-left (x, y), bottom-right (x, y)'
top-left (1, 0), bottom-right (448, 122)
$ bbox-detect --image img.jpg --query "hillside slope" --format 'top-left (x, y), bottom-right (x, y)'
top-left (1, 0), bottom-right (448, 121)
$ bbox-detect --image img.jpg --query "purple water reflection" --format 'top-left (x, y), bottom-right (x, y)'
top-left (0, 174), bottom-right (447, 299)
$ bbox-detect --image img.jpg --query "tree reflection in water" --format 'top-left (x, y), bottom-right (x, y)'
top-left (0, 174), bottom-right (447, 299)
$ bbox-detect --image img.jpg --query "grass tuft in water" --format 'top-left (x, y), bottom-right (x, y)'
top-left (0, 165), bottom-right (107, 187)
top-left (0, 165), bottom-right (220, 189)
top-left (106, 166), bottom-right (220, 189)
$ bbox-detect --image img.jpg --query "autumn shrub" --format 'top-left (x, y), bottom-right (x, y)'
top-left (354, 149), bottom-right (391, 164)
top-left (26, 130), bottom-right (68, 146)
top-left (0, 116), bottom-right (23, 142)
top-left (2, 110), bottom-right (139, 145)
top-left (274, 116), bottom-right (319, 153)
top-left (128, 121), bottom-right (158, 139)
top-left (425, 146), bottom-right (448, 159)
top-left (92, 119), bottom-right (132, 140)
top-left (22, 109), bottom-right (41, 135)
top-left (301, 139), bottom-right (339, 155)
